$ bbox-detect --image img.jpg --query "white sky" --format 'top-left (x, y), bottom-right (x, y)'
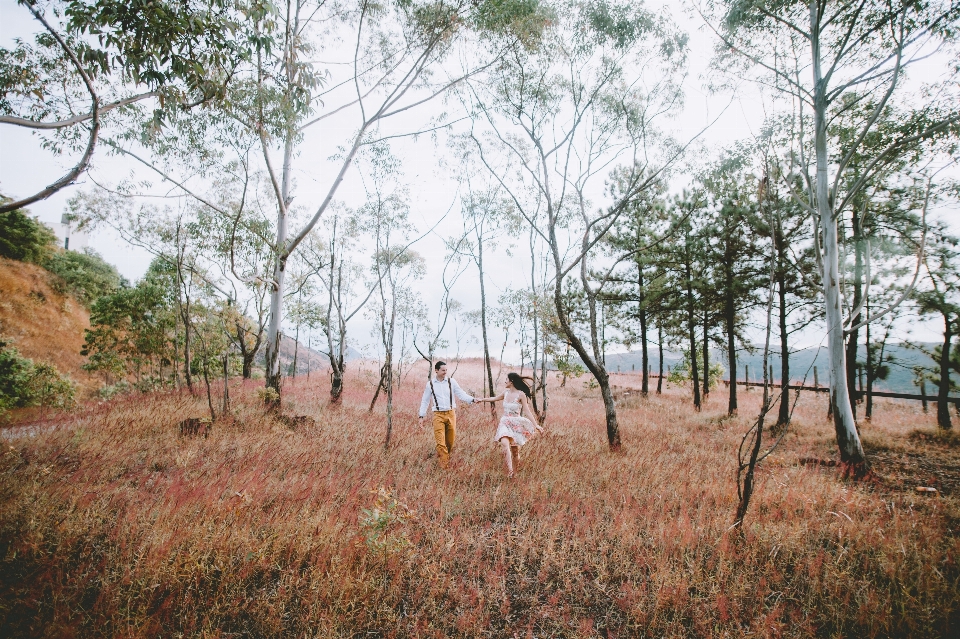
top-left (1, 0), bottom-right (955, 362)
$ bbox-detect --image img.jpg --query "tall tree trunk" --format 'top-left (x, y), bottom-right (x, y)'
top-left (865, 308), bottom-right (875, 420)
top-left (181, 301), bottom-right (193, 392)
top-left (777, 266), bottom-right (790, 426)
top-left (384, 290), bottom-right (397, 447)
top-left (685, 250), bottom-right (701, 410)
top-left (938, 314), bottom-right (953, 429)
top-left (264, 251), bottom-right (287, 400)
top-left (540, 324), bottom-right (549, 417)
top-left (291, 320), bottom-right (300, 378)
top-left (725, 285), bottom-right (737, 415)
top-left (846, 211), bottom-right (864, 419)
top-left (528, 226), bottom-right (541, 416)
top-left (811, 4), bottom-right (866, 467)
top-left (657, 320), bottom-right (664, 394)
top-left (638, 260), bottom-right (649, 396)
top-left (264, 134), bottom-right (295, 402)
top-left (201, 353), bottom-right (216, 423)
top-left (702, 308), bottom-right (710, 396)
top-left (327, 256), bottom-right (345, 404)
top-left (550, 229), bottom-right (620, 449)
top-left (478, 232), bottom-right (495, 416)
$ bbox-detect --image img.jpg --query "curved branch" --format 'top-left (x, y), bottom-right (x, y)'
top-left (0, 6), bottom-right (99, 214)
top-left (0, 92), bottom-right (155, 130)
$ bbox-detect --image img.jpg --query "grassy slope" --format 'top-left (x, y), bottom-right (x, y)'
top-left (0, 257), bottom-right (98, 393)
top-left (1, 361), bottom-right (958, 638)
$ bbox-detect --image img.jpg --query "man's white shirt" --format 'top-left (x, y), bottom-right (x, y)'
top-left (418, 377), bottom-right (475, 418)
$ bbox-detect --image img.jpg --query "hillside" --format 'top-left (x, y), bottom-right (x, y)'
top-left (0, 255), bottom-right (336, 394)
top-left (0, 257), bottom-right (99, 393)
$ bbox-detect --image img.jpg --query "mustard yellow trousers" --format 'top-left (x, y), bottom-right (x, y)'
top-left (432, 410), bottom-right (456, 469)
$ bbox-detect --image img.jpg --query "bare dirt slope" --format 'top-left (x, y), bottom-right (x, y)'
top-left (0, 257), bottom-right (98, 392)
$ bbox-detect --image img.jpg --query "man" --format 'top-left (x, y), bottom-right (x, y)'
top-left (418, 361), bottom-right (476, 469)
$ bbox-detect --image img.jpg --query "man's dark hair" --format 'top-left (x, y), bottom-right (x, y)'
top-left (435, 360), bottom-right (446, 371)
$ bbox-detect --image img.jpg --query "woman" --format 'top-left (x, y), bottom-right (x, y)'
top-left (476, 373), bottom-right (543, 478)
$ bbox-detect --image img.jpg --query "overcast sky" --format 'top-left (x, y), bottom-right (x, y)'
top-left (2, 0), bottom-right (955, 364)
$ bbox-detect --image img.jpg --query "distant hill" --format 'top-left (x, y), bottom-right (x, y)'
top-left (255, 336), bottom-right (362, 377)
top-left (602, 342), bottom-right (943, 395)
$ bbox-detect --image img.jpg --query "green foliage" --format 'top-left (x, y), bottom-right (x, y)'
top-left (0, 207), bottom-right (57, 264)
top-left (358, 487), bottom-right (417, 554)
top-left (45, 249), bottom-right (125, 306)
top-left (0, 339), bottom-right (75, 415)
top-left (82, 258), bottom-right (178, 383)
top-left (581, 0), bottom-right (655, 50)
top-left (667, 347), bottom-right (725, 388)
top-left (471, 0), bottom-right (550, 45)
top-left (554, 351), bottom-right (585, 384)
top-left (63, 0), bottom-right (256, 96)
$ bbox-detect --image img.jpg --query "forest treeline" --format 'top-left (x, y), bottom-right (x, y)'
top-left (1, 0), bottom-right (959, 474)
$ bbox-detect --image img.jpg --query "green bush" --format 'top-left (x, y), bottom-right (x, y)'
top-left (667, 347), bottom-right (726, 388)
top-left (45, 249), bottom-right (125, 306)
top-left (0, 339), bottom-right (75, 415)
top-left (0, 207), bottom-right (57, 264)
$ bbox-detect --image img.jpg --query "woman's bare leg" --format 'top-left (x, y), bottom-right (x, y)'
top-left (499, 437), bottom-right (514, 477)
top-left (511, 445), bottom-right (519, 471)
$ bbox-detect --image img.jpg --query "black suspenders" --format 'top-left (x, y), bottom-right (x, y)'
top-left (429, 378), bottom-right (454, 411)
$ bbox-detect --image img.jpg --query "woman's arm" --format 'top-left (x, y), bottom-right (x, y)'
top-left (520, 394), bottom-right (544, 429)
top-left (476, 393), bottom-right (505, 403)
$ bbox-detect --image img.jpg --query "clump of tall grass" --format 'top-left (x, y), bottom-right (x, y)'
top-left (0, 366), bottom-right (957, 637)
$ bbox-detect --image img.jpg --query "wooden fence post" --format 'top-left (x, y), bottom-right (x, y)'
top-left (920, 377), bottom-right (928, 413)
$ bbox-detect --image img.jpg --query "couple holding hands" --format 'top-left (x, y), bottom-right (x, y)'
top-left (417, 361), bottom-right (543, 478)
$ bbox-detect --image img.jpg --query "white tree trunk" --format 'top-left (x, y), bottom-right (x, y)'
top-left (264, 135), bottom-right (294, 397)
top-left (811, 2), bottom-right (865, 465)
top-left (264, 220), bottom-right (288, 395)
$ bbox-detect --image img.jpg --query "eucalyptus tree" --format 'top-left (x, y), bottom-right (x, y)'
top-left (298, 213), bottom-right (364, 403)
top-left (0, 0), bottom-right (250, 213)
top-left (833, 105), bottom-right (943, 416)
top-left (244, 0), bottom-right (549, 399)
top-left (455, 185), bottom-right (510, 402)
top-left (358, 147), bottom-right (424, 443)
top-left (192, 180), bottom-right (275, 378)
top-left (468, 0), bottom-right (689, 449)
top-left (88, 0), bottom-right (548, 404)
top-left (706, 0), bottom-right (960, 471)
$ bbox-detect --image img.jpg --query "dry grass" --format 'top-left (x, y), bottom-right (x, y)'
top-left (1, 361), bottom-right (958, 638)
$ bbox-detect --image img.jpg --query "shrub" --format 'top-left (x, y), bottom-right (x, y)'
top-left (98, 380), bottom-right (133, 400)
top-left (667, 347), bottom-right (725, 387)
top-left (45, 248), bottom-right (125, 306)
top-left (0, 339), bottom-right (75, 414)
top-left (358, 487), bottom-right (417, 554)
top-left (0, 207), bottom-right (57, 264)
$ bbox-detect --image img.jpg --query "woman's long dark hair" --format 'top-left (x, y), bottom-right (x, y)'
top-left (507, 373), bottom-right (534, 397)
top-left (507, 373), bottom-right (542, 424)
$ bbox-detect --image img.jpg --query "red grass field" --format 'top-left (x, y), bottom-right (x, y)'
top-left (1, 359), bottom-right (958, 638)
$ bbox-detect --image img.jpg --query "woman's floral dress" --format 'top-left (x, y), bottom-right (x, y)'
top-left (493, 397), bottom-right (537, 446)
